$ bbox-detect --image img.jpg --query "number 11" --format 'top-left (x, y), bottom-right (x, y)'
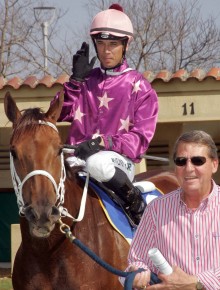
top-left (182, 102), bottom-right (195, 115)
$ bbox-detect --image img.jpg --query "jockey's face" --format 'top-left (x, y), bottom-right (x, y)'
top-left (95, 39), bottom-right (124, 69)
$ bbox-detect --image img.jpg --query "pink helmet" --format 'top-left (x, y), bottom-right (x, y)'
top-left (90, 4), bottom-right (133, 43)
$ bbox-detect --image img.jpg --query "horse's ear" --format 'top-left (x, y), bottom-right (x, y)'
top-left (4, 91), bottom-right (22, 125)
top-left (45, 90), bottom-right (64, 123)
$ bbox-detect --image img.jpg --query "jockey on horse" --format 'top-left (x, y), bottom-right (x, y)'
top-left (52, 3), bottom-right (159, 226)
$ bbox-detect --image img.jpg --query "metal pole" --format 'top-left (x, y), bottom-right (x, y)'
top-left (42, 22), bottom-right (48, 73)
top-left (140, 154), bottom-right (170, 163)
top-left (34, 7), bottom-right (55, 74)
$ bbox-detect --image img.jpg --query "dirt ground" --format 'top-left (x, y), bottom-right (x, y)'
top-left (0, 267), bottom-right (11, 278)
top-left (0, 268), bottom-right (12, 290)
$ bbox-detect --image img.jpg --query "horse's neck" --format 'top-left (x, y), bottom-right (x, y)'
top-left (64, 174), bottom-right (85, 212)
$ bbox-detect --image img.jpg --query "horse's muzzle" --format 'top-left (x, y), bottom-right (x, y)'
top-left (24, 204), bottom-right (60, 238)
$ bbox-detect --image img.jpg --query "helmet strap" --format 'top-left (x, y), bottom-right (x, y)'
top-left (101, 59), bottom-right (124, 71)
top-left (92, 37), bottom-right (98, 55)
top-left (122, 38), bottom-right (128, 58)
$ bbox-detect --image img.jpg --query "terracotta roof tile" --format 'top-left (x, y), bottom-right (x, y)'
top-left (22, 75), bottom-right (39, 88)
top-left (155, 70), bottom-right (172, 82)
top-left (142, 71), bottom-right (156, 82)
top-left (39, 75), bottom-right (56, 87)
top-left (188, 69), bottom-right (206, 80)
top-left (206, 67), bottom-right (220, 79)
top-left (56, 74), bottom-right (69, 84)
top-left (5, 77), bottom-right (23, 89)
top-left (1, 68), bottom-right (220, 90)
top-left (172, 69), bottom-right (189, 81)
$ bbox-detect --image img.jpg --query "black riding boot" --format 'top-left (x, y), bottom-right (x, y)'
top-left (102, 167), bottom-right (146, 226)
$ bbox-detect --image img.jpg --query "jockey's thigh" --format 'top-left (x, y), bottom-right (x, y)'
top-left (86, 150), bottom-right (135, 182)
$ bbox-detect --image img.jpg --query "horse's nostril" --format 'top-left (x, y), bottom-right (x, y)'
top-left (51, 206), bottom-right (60, 217)
top-left (47, 206), bottom-right (60, 223)
top-left (24, 206), bottom-right (39, 223)
top-left (24, 205), bottom-right (60, 225)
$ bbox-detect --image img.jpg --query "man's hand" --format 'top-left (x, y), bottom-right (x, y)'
top-left (128, 266), bottom-right (151, 289)
top-left (70, 42), bottom-right (97, 81)
top-left (147, 266), bottom-right (198, 289)
top-left (74, 137), bottom-right (102, 160)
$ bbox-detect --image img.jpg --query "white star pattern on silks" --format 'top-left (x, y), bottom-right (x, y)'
top-left (132, 80), bottom-right (142, 94)
top-left (119, 116), bottom-right (133, 132)
top-left (98, 92), bottom-right (113, 109)
top-left (74, 106), bottom-right (85, 123)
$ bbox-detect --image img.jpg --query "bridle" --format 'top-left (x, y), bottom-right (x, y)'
top-left (10, 120), bottom-right (89, 222)
top-left (10, 120), bottom-right (66, 216)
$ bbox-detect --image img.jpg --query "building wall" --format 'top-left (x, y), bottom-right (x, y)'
top-left (1, 72), bottom-right (220, 262)
top-left (1, 75), bottom-right (220, 188)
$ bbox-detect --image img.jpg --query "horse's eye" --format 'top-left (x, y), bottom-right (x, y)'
top-left (10, 148), bottom-right (17, 159)
top-left (58, 146), bottom-right (63, 155)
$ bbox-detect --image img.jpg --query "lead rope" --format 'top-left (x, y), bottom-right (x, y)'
top-left (58, 219), bottom-right (161, 290)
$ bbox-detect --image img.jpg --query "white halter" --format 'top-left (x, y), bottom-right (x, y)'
top-left (9, 120), bottom-right (88, 222)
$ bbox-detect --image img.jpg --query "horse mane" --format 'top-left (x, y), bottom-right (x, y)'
top-left (11, 107), bottom-right (46, 142)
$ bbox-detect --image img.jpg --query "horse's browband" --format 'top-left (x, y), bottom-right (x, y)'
top-left (38, 120), bottom-right (58, 132)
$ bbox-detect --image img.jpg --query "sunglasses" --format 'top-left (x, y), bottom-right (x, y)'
top-left (174, 156), bottom-right (207, 167)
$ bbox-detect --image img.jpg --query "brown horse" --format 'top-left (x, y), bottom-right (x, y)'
top-left (4, 92), bottom-right (179, 290)
top-left (136, 169), bottom-right (179, 194)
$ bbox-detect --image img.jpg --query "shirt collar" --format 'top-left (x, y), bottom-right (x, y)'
top-left (179, 179), bottom-right (218, 210)
top-left (100, 59), bottom-right (134, 75)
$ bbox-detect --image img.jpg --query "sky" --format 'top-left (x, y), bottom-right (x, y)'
top-left (37, 0), bottom-right (220, 59)
top-left (38, 0), bottom-right (91, 35)
top-left (31, 0), bottom-right (220, 70)
top-left (39, 0), bottom-right (220, 32)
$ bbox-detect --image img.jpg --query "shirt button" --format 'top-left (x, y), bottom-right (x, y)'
top-left (196, 256), bottom-right (200, 261)
top-left (195, 234), bottom-right (199, 239)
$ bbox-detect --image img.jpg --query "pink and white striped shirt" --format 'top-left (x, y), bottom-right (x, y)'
top-left (127, 180), bottom-right (220, 289)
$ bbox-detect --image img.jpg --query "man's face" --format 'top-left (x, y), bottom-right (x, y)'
top-left (95, 39), bottom-right (124, 68)
top-left (174, 142), bottom-right (218, 197)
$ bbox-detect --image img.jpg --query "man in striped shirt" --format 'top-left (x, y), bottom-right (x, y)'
top-left (126, 130), bottom-right (220, 289)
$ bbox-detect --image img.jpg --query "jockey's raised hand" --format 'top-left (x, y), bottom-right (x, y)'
top-left (70, 42), bottom-right (97, 82)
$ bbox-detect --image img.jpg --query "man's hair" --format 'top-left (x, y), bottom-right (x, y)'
top-left (173, 130), bottom-right (218, 160)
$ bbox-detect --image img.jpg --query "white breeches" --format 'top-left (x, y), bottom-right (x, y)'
top-left (66, 151), bottom-right (135, 182)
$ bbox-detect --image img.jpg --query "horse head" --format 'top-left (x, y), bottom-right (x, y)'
top-left (4, 91), bottom-right (65, 238)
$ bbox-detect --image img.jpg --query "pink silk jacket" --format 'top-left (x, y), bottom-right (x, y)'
top-left (57, 59), bottom-right (159, 163)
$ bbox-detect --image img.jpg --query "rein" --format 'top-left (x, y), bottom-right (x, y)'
top-left (10, 120), bottom-right (89, 222)
top-left (58, 219), bottom-right (161, 290)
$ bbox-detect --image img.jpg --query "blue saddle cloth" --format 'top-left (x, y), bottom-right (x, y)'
top-left (80, 175), bottom-right (162, 243)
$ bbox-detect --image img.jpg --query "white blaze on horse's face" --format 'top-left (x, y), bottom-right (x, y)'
top-left (5, 92), bottom-right (66, 238)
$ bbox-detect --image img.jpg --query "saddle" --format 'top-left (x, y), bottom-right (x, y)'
top-left (79, 174), bottom-right (163, 244)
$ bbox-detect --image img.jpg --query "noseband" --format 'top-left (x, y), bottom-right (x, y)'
top-left (10, 120), bottom-right (66, 215)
